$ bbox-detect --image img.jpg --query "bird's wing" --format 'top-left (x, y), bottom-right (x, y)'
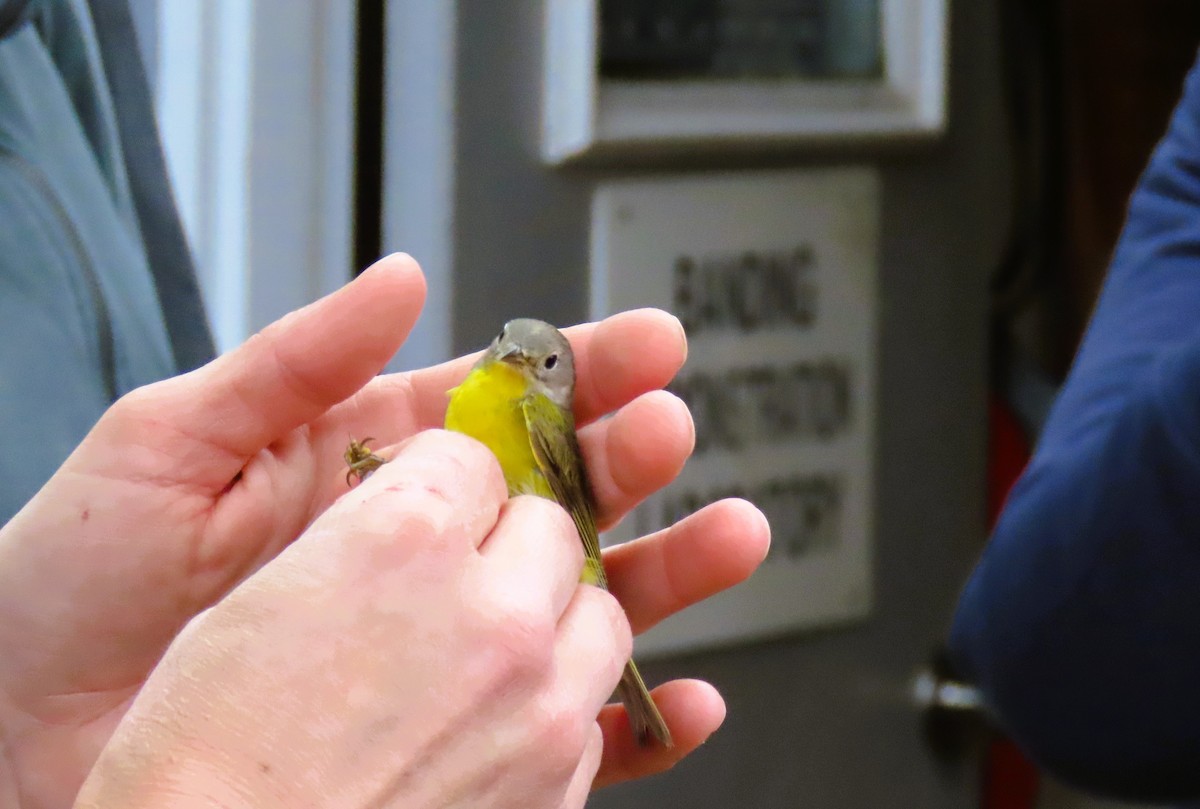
top-left (522, 393), bottom-right (608, 588)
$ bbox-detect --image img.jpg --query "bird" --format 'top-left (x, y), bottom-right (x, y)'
top-left (442, 318), bottom-right (672, 747)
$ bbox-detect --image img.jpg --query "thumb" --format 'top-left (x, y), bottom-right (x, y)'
top-left (80, 254), bottom-right (426, 490)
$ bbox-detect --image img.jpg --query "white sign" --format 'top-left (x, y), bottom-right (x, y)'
top-left (590, 169), bottom-right (879, 657)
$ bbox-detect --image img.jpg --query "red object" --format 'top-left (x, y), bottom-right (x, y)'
top-left (986, 395), bottom-right (1031, 527)
top-left (983, 738), bottom-right (1041, 809)
top-left (981, 394), bottom-right (1040, 809)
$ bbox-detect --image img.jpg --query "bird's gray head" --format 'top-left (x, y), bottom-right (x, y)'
top-left (485, 318), bottom-right (576, 408)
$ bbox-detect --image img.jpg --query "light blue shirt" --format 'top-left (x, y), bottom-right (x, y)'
top-left (0, 0), bottom-right (212, 522)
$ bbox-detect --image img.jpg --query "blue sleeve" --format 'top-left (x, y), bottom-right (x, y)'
top-left (949, 52), bottom-right (1200, 802)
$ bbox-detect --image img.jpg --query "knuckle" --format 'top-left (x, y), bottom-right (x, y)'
top-left (409, 426), bottom-right (475, 455)
top-left (472, 592), bottom-right (555, 683)
top-left (342, 476), bottom-right (456, 550)
top-left (404, 429), bottom-right (507, 501)
top-left (511, 496), bottom-right (585, 566)
top-left (395, 429), bottom-right (463, 470)
top-left (592, 588), bottom-right (633, 664)
top-left (423, 428), bottom-right (501, 471)
top-left (368, 496), bottom-right (450, 553)
top-left (513, 495), bottom-right (577, 538)
top-left (531, 703), bottom-right (590, 767)
top-left (551, 506), bottom-right (583, 554)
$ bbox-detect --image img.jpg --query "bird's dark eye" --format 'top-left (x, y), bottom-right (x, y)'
top-left (496, 326), bottom-right (506, 342)
top-left (544, 354), bottom-right (558, 370)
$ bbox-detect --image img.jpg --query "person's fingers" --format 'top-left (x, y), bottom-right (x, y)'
top-left (309, 430), bottom-right (509, 549)
top-left (334, 385), bottom-right (694, 528)
top-left (571, 309), bottom-right (687, 425)
top-left (200, 429), bottom-right (507, 618)
top-left (603, 499), bottom-right (770, 635)
top-left (479, 496), bottom-right (585, 619)
top-left (593, 679), bottom-right (726, 790)
top-left (560, 723), bottom-right (605, 808)
top-left (577, 390), bottom-right (694, 529)
top-left (552, 586), bottom-right (633, 720)
top-left (319, 308), bottom-right (687, 515)
top-left (85, 254), bottom-right (426, 491)
top-left (403, 309), bottom-right (687, 429)
top-left (325, 428), bottom-right (768, 640)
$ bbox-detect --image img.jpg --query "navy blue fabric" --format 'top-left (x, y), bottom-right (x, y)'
top-left (950, 52), bottom-right (1200, 802)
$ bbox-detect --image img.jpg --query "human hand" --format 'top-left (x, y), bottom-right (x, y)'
top-left (74, 430), bottom-right (635, 808)
top-left (0, 254), bottom-right (769, 806)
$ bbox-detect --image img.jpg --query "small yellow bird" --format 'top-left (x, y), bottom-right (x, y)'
top-left (347, 319), bottom-right (672, 747)
top-left (444, 319), bottom-right (672, 748)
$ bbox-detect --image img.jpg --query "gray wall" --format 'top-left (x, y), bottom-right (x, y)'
top-left (444, 0), bottom-right (1010, 804)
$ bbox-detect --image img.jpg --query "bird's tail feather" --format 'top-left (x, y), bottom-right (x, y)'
top-left (617, 660), bottom-right (673, 748)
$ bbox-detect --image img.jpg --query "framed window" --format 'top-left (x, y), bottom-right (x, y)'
top-left (543, 0), bottom-right (947, 164)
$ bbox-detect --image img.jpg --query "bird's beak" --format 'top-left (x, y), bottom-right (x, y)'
top-left (496, 344), bottom-right (523, 364)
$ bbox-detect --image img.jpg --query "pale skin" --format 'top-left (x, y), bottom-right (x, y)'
top-left (0, 253), bottom-right (770, 808)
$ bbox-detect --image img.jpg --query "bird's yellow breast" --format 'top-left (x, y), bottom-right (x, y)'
top-left (445, 360), bottom-right (549, 497)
